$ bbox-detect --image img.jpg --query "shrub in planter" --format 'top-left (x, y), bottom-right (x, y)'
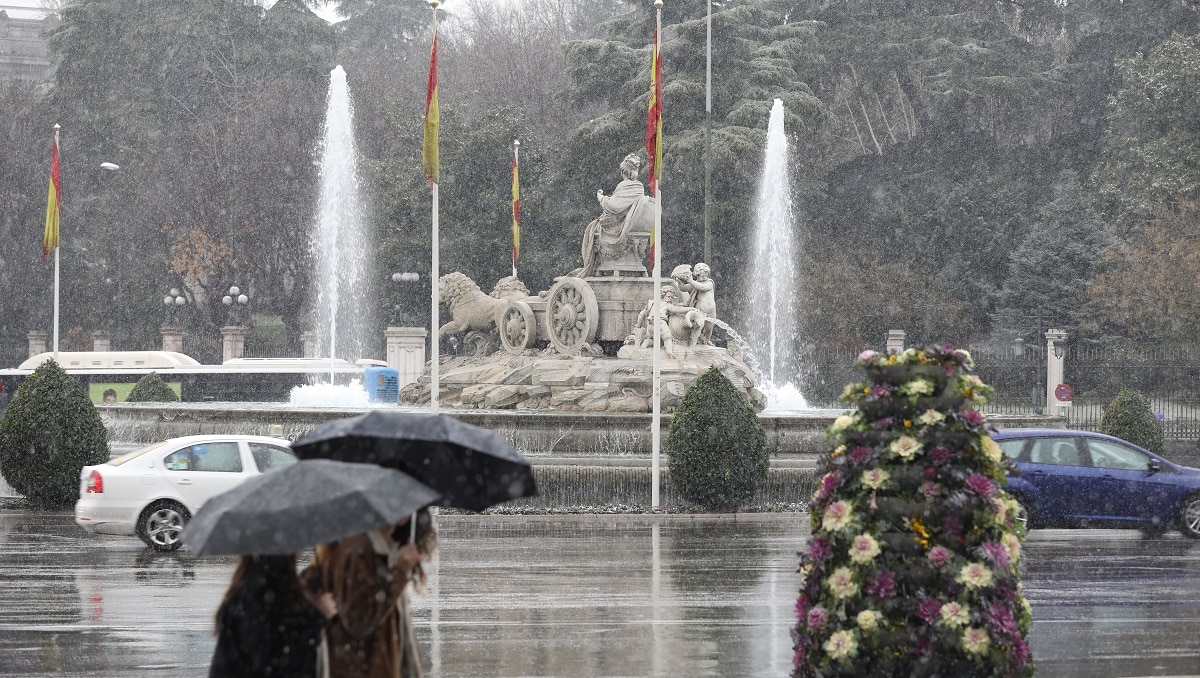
top-left (667, 366), bottom-right (768, 510)
top-left (1099, 388), bottom-right (1164, 455)
top-left (0, 360), bottom-right (109, 508)
top-left (125, 372), bottom-right (180, 402)
top-left (793, 346), bottom-right (1033, 677)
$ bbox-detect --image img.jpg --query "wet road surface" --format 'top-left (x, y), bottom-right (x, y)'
top-left (2, 510), bottom-right (1200, 676)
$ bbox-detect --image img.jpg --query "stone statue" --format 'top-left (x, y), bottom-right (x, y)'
top-left (632, 285), bottom-right (704, 359)
top-left (575, 153), bottom-right (656, 277)
top-left (437, 272), bottom-right (509, 341)
top-left (676, 262), bottom-right (716, 345)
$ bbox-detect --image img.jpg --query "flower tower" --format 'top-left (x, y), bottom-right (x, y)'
top-left (792, 346), bottom-right (1033, 676)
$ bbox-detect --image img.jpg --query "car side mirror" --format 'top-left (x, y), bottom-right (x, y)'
top-left (1148, 459), bottom-right (1162, 473)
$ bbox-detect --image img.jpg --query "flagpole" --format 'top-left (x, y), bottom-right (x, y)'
top-left (427, 0), bottom-right (440, 414)
top-left (651, 0), bottom-right (663, 509)
top-left (512, 139), bottom-right (519, 280)
top-left (52, 124), bottom-right (61, 362)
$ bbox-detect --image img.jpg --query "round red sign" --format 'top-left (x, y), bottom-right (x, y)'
top-left (1054, 383), bottom-right (1073, 402)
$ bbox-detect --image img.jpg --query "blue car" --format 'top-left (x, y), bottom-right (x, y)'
top-left (996, 428), bottom-right (1200, 538)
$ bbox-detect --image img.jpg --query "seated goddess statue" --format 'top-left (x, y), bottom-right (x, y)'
top-left (574, 153), bottom-right (655, 277)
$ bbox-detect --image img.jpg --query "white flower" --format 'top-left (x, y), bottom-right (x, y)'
top-left (856, 610), bottom-right (879, 632)
top-left (848, 534), bottom-right (881, 565)
top-left (822, 500), bottom-right (855, 532)
top-left (831, 415), bottom-right (855, 433)
top-left (979, 435), bottom-right (1003, 463)
top-left (940, 601), bottom-right (970, 627)
top-left (860, 468), bottom-right (890, 490)
top-left (902, 379), bottom-right (934, 397)
top-left (889, 435), bottom-right (922, 460)
top-left (1002, 532), bottom-right (1023, 562)
top-left (956, 562), bottom-right (995, 590)
top-left (961, 627), bottom-right (990, 655)
top-left (918, 408), bottom-right (945, 426)
top-left (823, 629), bottom-right (858, 661)
top-left (827, 567), bottom-right (859, 599)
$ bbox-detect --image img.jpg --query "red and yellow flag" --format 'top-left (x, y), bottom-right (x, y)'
top-left (422, 30), bottom-right (439, 185)
top-left (645, 20), bottom-right (663, 269)
top-left (511, 143), bottom-right (520, 271)
top-left (43, 134), bottom-right (61, 260)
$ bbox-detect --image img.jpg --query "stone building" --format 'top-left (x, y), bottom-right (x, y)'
top-left (0, 9), bottom-right (57, 83)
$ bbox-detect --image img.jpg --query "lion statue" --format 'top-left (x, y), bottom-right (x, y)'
top-left (437, 272), bottom-right (511, 341)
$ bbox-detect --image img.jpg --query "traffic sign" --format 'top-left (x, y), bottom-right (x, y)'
top-left (1054, 383), bottom-right (1073, 402)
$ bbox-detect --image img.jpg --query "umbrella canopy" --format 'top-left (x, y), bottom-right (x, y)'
top-left (181, 459), bottom-right (440, 556)
top-left (290, 411), bottom-right (537, 512)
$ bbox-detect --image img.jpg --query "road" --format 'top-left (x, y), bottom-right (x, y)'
top-left (1, 511), bottom-right (1199, 677)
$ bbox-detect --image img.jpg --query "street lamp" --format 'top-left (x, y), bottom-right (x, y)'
top-left (221, 286), bottom-right (250, 326)
top-left (101, 161), bottom-right (121, 347)
top-left (163, 287), bottom-right (188, 325)
top-left (391, 272), bottom-right (420, 325)
top-left (1052, 338), bottom-right (1066, 359)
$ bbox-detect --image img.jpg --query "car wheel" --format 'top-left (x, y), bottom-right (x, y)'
top-left (137, 500), bottom-right (190, 552)
top-left (1177, 494), bottom-right (1200, 539)
top-left (1010, 495), bottom-right (1032, 531)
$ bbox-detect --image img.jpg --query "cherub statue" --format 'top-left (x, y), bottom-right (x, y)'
top-left (634, 285), bottom-right (704, 359)
top-left (681, 262), bottom-right (716, 345)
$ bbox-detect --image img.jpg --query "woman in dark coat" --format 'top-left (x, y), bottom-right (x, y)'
top-left (209, 553), bottom-right (337, 678)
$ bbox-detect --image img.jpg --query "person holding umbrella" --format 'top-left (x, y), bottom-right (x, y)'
top-left (209, 553), bottom-right (337, 677)
top-left (304, 509), bottom-right (437, 678)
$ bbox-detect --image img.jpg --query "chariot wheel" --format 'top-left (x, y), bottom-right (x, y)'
top-left (499, 300), bottom-right (537, 354)
top-left (545, 277), bottom-right (599, 355)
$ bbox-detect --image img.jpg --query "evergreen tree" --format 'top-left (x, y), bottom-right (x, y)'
top-left (0, 361), bottom-right (109, 508)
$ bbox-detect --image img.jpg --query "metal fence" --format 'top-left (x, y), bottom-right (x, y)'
top-left (801, 343), bottom-right (1200, 441)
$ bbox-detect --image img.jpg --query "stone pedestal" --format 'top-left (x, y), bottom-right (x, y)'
top-left (301, 331), bottom-right (318, 359)
top-left (886, 329), bottom-right (906, 355)
top-left (27, 331), bottom-right (47, 358)
top-left (160, 325), bottom-right (184, 353)
top-left (91, 330), bottom-right (112, 352)
top-left (386, 326), bottom-right (428, 388)
top-left (221, 326), bottom-right (247, 363)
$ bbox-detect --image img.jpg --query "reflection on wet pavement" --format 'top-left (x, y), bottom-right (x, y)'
top-left (2, 511), bottom-right (1200, 676)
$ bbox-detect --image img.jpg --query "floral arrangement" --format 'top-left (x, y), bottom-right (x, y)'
top-left (792, 345), bottom-right (1034, 676)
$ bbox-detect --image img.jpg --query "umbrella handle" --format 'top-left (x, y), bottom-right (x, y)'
top-left (410, 512), bottom-right (417, 544)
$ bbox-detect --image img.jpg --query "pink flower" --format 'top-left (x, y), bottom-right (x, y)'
top-left (866, 570), bottom-right (896, 599)
top-left (857, 350), bottom-right (878, 363)
top-left (917, 598), bottom-right (942, 624)
top-left (966, 473), bottom-right (995, 497)
top-left (982, 541), bottom-right (1010, 569)
top-left (850, 446), bottom-right (873, 463)
top-left (930, 446), bottom-right (953, 465)
top-left (927, 545), bottom-right (951, 568)
top-left (960, 409), bottom-right (985, 426)
top-left (806, 606), bottom-right (829, 629)
top-left (809, 537), bottom-right (831, 562)
top-left (920, 481), bottom-right (941, 498)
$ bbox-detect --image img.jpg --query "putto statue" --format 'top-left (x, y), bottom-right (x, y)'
top-left (575, 153), bottom-right (656, 277)
top-left (674, 262), bottom-right (717, 345)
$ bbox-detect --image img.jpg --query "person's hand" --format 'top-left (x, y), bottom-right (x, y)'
top-left (314, 591), bottom-right (338, 620)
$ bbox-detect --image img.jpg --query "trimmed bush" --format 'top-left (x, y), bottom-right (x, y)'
top-left (667, 366), bottom-right (768, 510)
top-left (1100, 388), bottom-right (1164, 454)
top-left (126, 372), bottom-right (180, 402)
top-left (0, 360), bottom-right (109, 508)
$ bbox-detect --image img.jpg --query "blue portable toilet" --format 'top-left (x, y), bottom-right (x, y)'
top-left (363, 366), bottom-right (400, 403)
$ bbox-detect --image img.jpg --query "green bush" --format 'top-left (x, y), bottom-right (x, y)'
top-left (0, 360), bottom-right (109, 508)
top-left (1099, 388), bottom-right (1164, 454)
top-left (667, 366), bottom-right (768, 510)
top-left (125, 372), bottom-right (180, 402)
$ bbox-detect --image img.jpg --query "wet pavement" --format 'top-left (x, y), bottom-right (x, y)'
top-left (2, 510), bottom-right (1200, 677)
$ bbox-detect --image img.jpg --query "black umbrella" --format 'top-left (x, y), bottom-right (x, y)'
top-left (181, 459), bottom-right (441, 556)
top-left (289, 411), bottom-right (538, 512)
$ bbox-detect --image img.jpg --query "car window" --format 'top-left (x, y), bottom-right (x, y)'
top-left (1087, 439), bottom-right (1153, 471)
top-left (163, 448), bottom-right (193, 471)
top-left (250, 444), bottom-right (297, 472)
top-left (1028, 438), bottom-right (1083, 467)
top-left (185, 442), bottom-right (243, 473)
top-left (997, 438), bottom-right (1026, 461)
top-left (109, 440), bottom-right (170, 466)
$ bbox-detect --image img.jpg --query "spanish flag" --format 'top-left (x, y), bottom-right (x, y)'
top-left (511, 142), bottom-right (520, 271)
top-left (422, 30), bottom-right (439, 185)
top-left (43, 135), bottom-right (61, 260)
top-left (645, 21), bottom-right (663, 269)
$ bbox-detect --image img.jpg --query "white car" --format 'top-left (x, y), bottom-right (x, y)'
top-left (75, 435), bottom-right (297, 552)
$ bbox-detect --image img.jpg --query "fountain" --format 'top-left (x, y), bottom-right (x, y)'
top-left (747, 99), bottom-right (807, 411)
top-left (311, 65), bottom-right (374, 370)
